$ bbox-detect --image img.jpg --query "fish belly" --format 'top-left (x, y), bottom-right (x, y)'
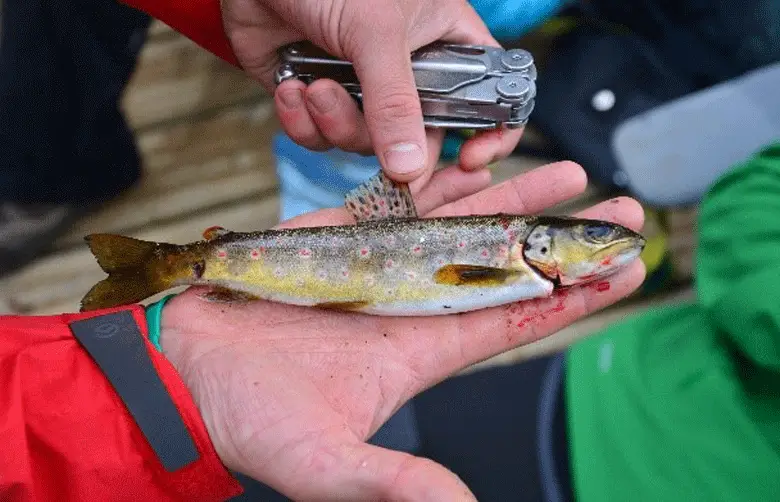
top-left (358, 277), bottom-right (554, 316)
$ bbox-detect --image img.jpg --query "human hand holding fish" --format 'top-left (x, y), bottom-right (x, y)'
top-left (80, 161), bottom-right (645, 501)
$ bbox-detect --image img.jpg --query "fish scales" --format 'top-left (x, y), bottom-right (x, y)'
top-left (79, 171), bottom-right (646, 315)
top-left (183, 215), bottom-right (551, 315)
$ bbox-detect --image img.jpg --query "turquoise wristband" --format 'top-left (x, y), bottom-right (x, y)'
top-left (144, 294), bottom-right (178, 352)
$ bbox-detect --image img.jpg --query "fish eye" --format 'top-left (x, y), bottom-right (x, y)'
top-left (584, 224), bottom-right (613, 240)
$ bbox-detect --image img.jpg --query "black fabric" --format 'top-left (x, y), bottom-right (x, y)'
top-left (587, 0), bottom-right (780, 82)
top-left (0, 0), bottom-right (151, 204)
top-left (414, 355), bottom-right (571, 502)
top-left (550, 363), bottom-right (572, 501)
top-left (69, 310), bottom-right (200, 472)
top-left (527, 0), bottom-right (780, 190)
top-left (531, 25), bottom-right (694, 188)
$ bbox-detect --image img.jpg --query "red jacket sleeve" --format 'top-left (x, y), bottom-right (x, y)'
top-left (0, 305), bottom-right (244, 501)
top-left (121, 0), bottom-right (240, 67)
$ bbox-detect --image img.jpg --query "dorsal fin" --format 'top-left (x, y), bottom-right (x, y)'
top-left (203, 226), bottom-right (232, 241)
top-left (344, 171), bottom-right (418, 222)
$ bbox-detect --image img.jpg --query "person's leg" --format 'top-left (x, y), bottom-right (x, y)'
top-left (273, 132), bottom-right (381, 220)
top-left (0, 0), bottom-right (151, 275)
top-left (413, 354), bottom-right (573, 502)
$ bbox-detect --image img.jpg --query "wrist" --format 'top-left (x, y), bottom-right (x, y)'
top-left (150, 295), bottom-right (243, 475)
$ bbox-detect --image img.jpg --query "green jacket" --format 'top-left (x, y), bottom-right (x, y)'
top-left (566, 143), bottom-right (780, 501)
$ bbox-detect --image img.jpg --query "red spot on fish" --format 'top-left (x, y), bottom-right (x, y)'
top-left (412, 245), bottom-right (422, 254)
top-left (384, 259), bottom-right (395, 269)
top-left (499, 216), bottom-right (510, 231)
top-left (359, 247), bottom-right (370, 258)
top-left (342, 269), bottom-right (349, 278)
top-left (458, 241), bottom-right (466, 248)
top-left (379, 200), bottom-right (386, 207)
top-left (601, 257), bottom-right (613, 266)
top-left (498, 245), bottom-right (509, 257)
top-left (299, 248), bottom-right (312, 258)
top-left (250, 249), bottom-right (261, 260)
top-left (216, 249), bottom-right (227, 260)
top-left (481, 248), bottom-right (490, 258)
top-left (595, 281), bottom-right (611, 292)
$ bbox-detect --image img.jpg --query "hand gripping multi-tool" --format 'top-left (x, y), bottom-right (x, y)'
top-left (274, 41), bottom-right (537, 130)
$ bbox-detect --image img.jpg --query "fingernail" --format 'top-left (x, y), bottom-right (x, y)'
top-left (279, 89), bottom-right (303, 109)
top-left (384, 143), bottom-right (424, 175)
top-left (308, 88), bottom-right (338, 114)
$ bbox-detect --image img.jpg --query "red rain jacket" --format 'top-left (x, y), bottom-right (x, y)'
top-left (1, 305), bottom-right (244, 501)
top-left (1, 2), bottom-right (248, 500)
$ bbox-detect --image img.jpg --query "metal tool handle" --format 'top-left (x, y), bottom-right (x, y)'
top-left (274, 41), bottom-right (537, 130)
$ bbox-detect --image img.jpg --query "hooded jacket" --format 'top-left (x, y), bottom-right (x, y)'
top-left (566, 142), bottom-right (780, 501)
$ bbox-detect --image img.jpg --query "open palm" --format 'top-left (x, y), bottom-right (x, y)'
top-left (158, 162), bottom-right (646, 501)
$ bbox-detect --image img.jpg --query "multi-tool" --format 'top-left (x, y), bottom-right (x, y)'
top-left (274, 41), bottom-right (537, 130)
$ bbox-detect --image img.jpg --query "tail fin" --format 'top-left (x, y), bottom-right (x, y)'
top-left (80, 234), bottom-right (177, 312)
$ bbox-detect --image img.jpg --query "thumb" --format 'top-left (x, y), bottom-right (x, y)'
top-left (349, 31), bottom-right (428, 183)
top-left (277, 440), bottom-right (477, 502)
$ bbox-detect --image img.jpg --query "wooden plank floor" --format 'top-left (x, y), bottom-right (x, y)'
top-left (0, 22), bottom-right (697, 364)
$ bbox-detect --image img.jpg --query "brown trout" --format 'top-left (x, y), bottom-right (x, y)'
top-left (80, 172), bottom-right (645, 315)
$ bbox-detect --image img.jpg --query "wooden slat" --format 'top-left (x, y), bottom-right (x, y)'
top-left (123, 33), bottom-right (268, 130)
top-left (54, 101), bottom-right (278, 249)
top-left (147, 20), bottom-right (174, 40)
top-left (665, 206), bottom-right (698, 279)
top-left (1, 195), bottom-right (281, 315)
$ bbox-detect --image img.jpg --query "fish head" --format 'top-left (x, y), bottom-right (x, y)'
top-left (520, 218), bottom-right (645, 286)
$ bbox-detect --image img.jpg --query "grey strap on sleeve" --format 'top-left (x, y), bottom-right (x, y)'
top-left (69, 309), bottom-right (201, 472)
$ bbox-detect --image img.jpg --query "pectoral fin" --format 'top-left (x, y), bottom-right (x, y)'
top-left (344, 171), bottom-right (418, 222)
top-left (433, 264), bottom-right (514, 286)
